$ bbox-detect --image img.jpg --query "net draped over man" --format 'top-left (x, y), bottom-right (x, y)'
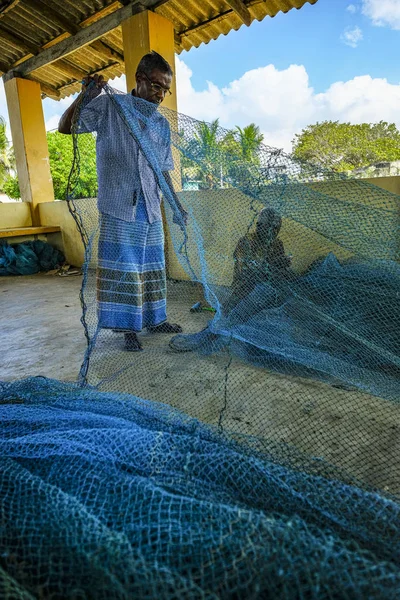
top-left (59, 51), bottom-right (188, 352)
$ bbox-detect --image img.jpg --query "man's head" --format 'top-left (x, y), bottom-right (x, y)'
top-left (256, 208), bottom-right (282, 241)
top-left (134, 51), bottom-right (173, 105)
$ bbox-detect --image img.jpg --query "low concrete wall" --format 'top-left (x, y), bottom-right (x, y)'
top-left (39, 200), bottom-right (86, 267)
top-left (167, 175), bottom-right (400, 284)
top-left (36, 174), bottom-right (400, 282)
top-left (0, 202), bottom-right (32, 228)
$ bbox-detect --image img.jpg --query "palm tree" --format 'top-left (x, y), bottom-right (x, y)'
top-left (181, 119), bottom-right (223, 189)
top-left (234, 124), bottom-right (264, 162)
top-left (181, 120), bottom-right (265, 190)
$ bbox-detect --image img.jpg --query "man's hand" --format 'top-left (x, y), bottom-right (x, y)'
top-left (82, 74), bottom-right (105, 99)
top-left (58, 74), bottom-right (106, 134)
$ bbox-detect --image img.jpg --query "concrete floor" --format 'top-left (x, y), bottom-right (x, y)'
top-left (2, 272), bottom-right (400, 494)
top-left (1, 273), bottom-right (86, 382)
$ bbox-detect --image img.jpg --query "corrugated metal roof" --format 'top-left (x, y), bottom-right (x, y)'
top-left (160, 0), bottom-right (318, 53)
top-left (0, 0), bottom-right (318, 100)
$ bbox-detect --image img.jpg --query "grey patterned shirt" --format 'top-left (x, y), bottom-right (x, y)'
top-left (77, 92), bottom-right (174, 223)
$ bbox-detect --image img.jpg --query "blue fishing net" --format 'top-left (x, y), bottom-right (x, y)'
top-left (1, 82), bottom-right (400, 598)
top-left (1, 377), bottom-right (400, 599)
top-left (0, 239), bottom-right (64, 275)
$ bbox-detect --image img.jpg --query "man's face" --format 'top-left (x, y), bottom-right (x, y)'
top-left (256, 216), bottom-right (281, 241)
top-left (135, 68), bottom-right (172, 105)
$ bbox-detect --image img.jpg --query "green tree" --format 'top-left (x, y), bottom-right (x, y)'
top-left (4, 131), bottom-right (97, 200)
top-left (232, 124), bottom-right (264, 162)
top-left (292, 120), bottom-right (400, 172)
top-left (182, 120), bottom-right (265, 189)
top-left (47, 131), bottom-right (97, 199)
top-left (181, 119), bottom-right (224, 188)
top-left (0, 116), bottom-right (12, 190)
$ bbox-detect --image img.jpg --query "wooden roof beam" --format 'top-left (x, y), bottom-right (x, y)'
top-left (53, 61), bottom-right (121, 94)
top-left (2, 0), bottom-right (160, 79)
top-left (0, 59), bottom-right (11, 74)
top-left (0, 0), bottom-right (21, 19)
top-left (225, 0), bottom-right (252, 26)
top-left (38, 81), bottom-right (60, 99)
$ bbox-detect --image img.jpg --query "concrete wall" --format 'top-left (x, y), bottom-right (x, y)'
top-left (0, 202), bottom-right (32, 228)
top-left (32, 174), bottom-right (400, 280)
top-left (167, 175), bottom-right (400, 284)
top-left (39, 200), bottom-right (85, 267)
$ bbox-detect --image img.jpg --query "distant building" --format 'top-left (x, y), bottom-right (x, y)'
top-left (351, 161), bottom-right (400, 179)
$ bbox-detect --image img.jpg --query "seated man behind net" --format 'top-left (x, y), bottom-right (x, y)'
top-left (224, 207), bottom-right (292, 314)
top-left (169, 208), bottom-right (291, 353)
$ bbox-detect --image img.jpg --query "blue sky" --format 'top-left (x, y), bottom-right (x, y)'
top-left (182, 0), bottom-right (400, 93)
top-left (1, 0), bottom-right (399, 151)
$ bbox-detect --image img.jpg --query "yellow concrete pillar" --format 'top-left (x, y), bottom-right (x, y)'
top-left (4, 77), bottom-right (54, 225)
top-left (121, 10), bottom-right (177, 112)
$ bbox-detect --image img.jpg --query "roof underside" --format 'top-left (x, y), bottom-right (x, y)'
top-left (0, 0), bottom-right (318, 100)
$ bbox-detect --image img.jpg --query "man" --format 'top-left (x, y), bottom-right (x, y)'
top-left (224, 207), bottom-right (292, 313)
top-left (169, 207), bottom-right (292, 353)
top-left (59, 51), bottom-right (188, 351)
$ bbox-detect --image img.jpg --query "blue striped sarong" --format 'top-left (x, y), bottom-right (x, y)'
top-left (97, 195), bottom-right (167, 332)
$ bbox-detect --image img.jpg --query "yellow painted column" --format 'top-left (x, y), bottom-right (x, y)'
top-left (121, 10), bottom-right (177, 112)
top-left (4, 77), bottom-right (54, 225)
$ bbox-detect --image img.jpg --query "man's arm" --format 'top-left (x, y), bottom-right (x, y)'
top-left (162, 170), bottom-right (188, 226)
top-left (58, 74), bottom-right (105, 135)
top-left (269, 239), bottom-right (292, 269)
top-left (232, 238), bottom-right (248, 286)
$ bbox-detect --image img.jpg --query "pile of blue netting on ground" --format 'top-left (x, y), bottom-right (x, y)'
top-left (0, 239), bottom-right (64, 276)
top-left (171, 253), bottom-right (400, 401)
top-left (1, 377), bottom-right (400, 599)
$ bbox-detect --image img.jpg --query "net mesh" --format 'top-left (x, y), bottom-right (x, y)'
top-left (1, 83), bottom-right (400, 598)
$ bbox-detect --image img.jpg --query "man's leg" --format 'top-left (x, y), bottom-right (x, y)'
top-left (141, 215), bottom-right (182, 335)
top-left (124, 332), bottom-right (143, 351)
top-left (97, 212), bottom-right (146, 350)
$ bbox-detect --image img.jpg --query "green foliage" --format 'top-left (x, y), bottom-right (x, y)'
top-left (3, 130), bottom-right (97, 200)
top-left (233, 124), bottom-right (264, 162)
top-left (0, 116), bottom-right (12, 191)
top-left (3, 176), bottom-right (20, 199)
top-left (47, 131), bottom-right (97, 199)
top-left (182, 120), bottom-right (264, 189)
top-left (292, 120), bottom-right (400, 172)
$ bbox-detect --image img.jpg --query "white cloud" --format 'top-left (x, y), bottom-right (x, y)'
top-left (1, 63), bottom-right (400, 153)
top-left (110, 74), bottom-right (126, 92)
top-left (340, 25), bottom-right (363, 47)
top-left (45, 114), bottom-right (61, 131)
top-left (176, 58), bottom-right (400, 151)
top-left (362, 0), bottom-right (400, 30)
top-left (347, 4), bottom-right (358, 13)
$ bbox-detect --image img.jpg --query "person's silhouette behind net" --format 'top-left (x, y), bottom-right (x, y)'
top-left (224, 207), bottom-right (292, 315)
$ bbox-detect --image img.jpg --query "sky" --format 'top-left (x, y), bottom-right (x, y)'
top-left (1, 0), bottom-right (400, 151)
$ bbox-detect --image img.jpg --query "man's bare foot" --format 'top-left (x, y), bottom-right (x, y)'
top-left (124, 332), bottom-right (143, 352)
top-left (148, 322), bottom-right (183, 334)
